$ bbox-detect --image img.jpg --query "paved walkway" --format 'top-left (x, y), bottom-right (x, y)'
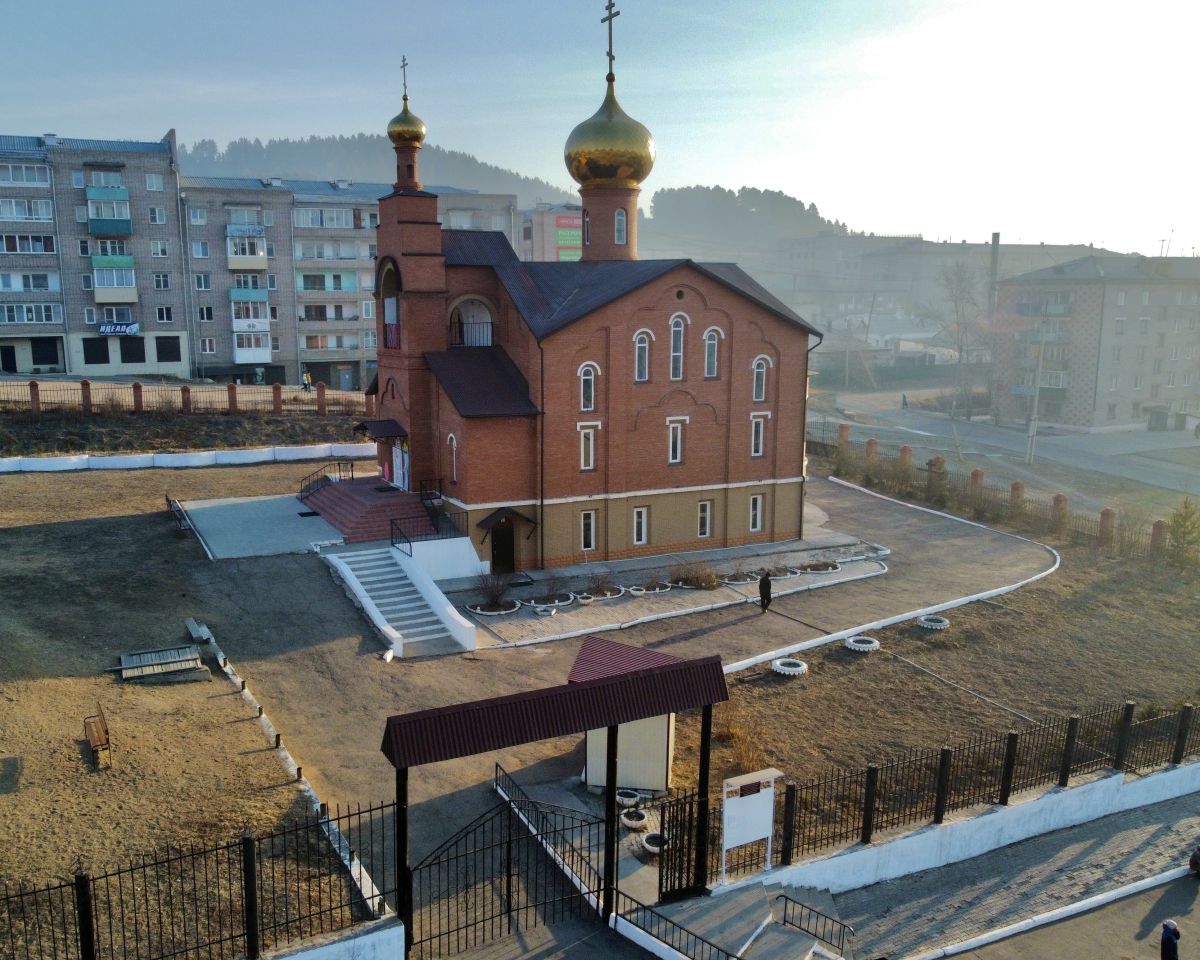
top-left (834, 790), bottom-right (1200, 958)
top-left (182, 494), bottom-right (342, 558)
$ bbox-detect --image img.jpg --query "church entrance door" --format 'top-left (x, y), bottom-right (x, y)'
top-left (490, 521), bottom-right (514, 574)
top-left (391, 439), bottom-right (411, 492)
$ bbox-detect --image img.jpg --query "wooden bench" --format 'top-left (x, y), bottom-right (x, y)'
top-left (165, 494), bottom-right (190, 532)
top-left (84, 703), bottom-right (111, 770)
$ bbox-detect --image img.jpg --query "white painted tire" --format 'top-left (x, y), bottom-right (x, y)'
top-left (642, 832), bottom-right (667, 855)
top-left (628, 586), bottom-right (646, 596)
top-left (917, 614), bottom-right (950, 631)
top-left (620, 809), bottom-right (649, 831)
top-left (615, 789), bottom-right (640, 808)
top-left (771, 658), bottom-right (808, 677)
top-left (533, 606), bottom-right (557, 618)
top-left (575, 594), bottom-right (595, 606)
top-left (844, 635), bottom-right (880, 653)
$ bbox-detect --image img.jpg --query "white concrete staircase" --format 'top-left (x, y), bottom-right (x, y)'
top-left (329, 547), bottom-right (462, 658)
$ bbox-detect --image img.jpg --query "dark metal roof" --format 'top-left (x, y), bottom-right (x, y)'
top-left (423, 346), bottom-right (538, 418)
top-left (354, 418), bottom-right (407, 439)
top-left (381, 653), bottom-right (728, 769)
top-left (567, 636), bottom-right (683, 684)
top-left (441, 230), bottom-right (819, 340)
top-left (476, 506), bottom-right (538, 530)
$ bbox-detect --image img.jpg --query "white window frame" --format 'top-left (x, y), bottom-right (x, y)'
top-left (150, 240), bottom-right (168, 258)
top-left (703, 327), bottom-right (724, 378)
top-left (697, 500), bottom-right (712, 538)
top-left (153, 272), bottom-right (170, 290)
top-left (749, 494), bottom-right (764, 533)
top-left (88, 199), bottom-right (130, 220)
top-left (447, 434), bottom-right (458, 483)
top-left (632, 506), bottom-right (648, 546)
top-left (145, 174), bottom-right (164, 192)
top-left (156, 306), bottom-right (173, 323)
top-left (148, 206), bottom-right (166, 225)
top-left (752, 355), bottom-right (772, 402)
top-left (189, 207), bottom-right (207, 226)
top-left (195, 273), bottom-right (212, 291)
top-left (84, 307), bottom-right (96, 324)
top-left (614, 208), bottom-right (627, 245)
top-left (579, 362), bottom-right (599, 412)
top-left (669, 315), bottom-right (686, 380)
top-left (578, 421), bottom-right (599, 471)
top-left (192, 240), bottom-right (210, 258)
top-left (581, 510), bottom-right (597, 552)
top-left (197, 306), bottom-right (213, 323)
top-left (199, 337), bottom-right (216, 355)
top-left (751, 412), bottom-right (770, 457)
top-left (633, 329), bottom-right (653, 382)
top-left (362, 299), bottom-right (375, 319)
top-left (667, 416), bottom-right (687, 464)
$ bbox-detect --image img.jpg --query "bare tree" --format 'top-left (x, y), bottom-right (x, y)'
top-left (937, 261), bottom-right (984, 414)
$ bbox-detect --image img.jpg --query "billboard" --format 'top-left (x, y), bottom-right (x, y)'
top-left (555, 214), bottom-right (582, 261)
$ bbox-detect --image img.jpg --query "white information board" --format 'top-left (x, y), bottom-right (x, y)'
top-left (720, 768), bottom-right (783, 883)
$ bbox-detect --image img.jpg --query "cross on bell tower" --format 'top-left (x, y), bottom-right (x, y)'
top-left (602, 1), bottom-right (620, 78)
top-left (400, 55), bottom-right (409, 98)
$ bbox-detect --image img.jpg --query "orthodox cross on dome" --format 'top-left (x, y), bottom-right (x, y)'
top-left (601, 1), bottom-right (620, 76)
top-left (400, 55), bottom-right (409, 98)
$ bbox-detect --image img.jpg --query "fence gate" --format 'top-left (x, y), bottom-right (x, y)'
top-left (657, 791), bottom-right (702, 902)
top-left (411, 803), bottom-right (602, 958)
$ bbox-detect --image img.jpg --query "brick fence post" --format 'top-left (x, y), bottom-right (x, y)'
top-left (132, 382), bottom-right (143, 414)
top-left (970, 469), bottom-right (985, 494)
top-left (1150, 519), bottom-right (1168, 556)
top-left (365, 393), bottom-right (376, 417)
top-left (28, 380), bottom-right (41, 416)
top-left (272, 382), bottom-right (283, 414)
top-left (226, 382), bottom-right (238, 415)
top-left (316, 382), bottom-right (327, 416)
top-left (1099, 508), bottom-right (1116, 548)
top-left (180, 385), bottom-right (192, 414)
top-left (899, 445), bottom-right (912, 467)
top-left (1009, 480), bottom-right (1024, 513)
top-left (837, 422), bottom-right (850, 451)
top-left (865, 437), bottom-right (879, 467)
top-left (80, 379), bottom-right (92, 415)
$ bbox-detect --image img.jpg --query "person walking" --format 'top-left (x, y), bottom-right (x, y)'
top-left (1162, 919), bottom-right (1181, 960)
top-left (901, 393), bottom-right (909, 410)
top-left (758, 570), bottom-right (772, 614)
top-left (302, 371), bottom-right (313, 393)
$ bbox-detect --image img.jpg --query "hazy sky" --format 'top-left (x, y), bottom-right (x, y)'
top-left (10, 0), bottom-right (1197, 255)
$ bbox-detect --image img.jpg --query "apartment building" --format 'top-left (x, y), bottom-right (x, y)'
top-left (517, 203), bottom-right (583, 262)
top-left (995, 256), bottom-right (1200, 432)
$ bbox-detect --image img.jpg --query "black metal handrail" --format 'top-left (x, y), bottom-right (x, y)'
top-left (418, 478), bottom-right (443, 499)
top-left (776, 893), bottom-right (853, 953)
top-left (298, 460), bottom-right (355, 501)
top-left (389, 518), bottom-right (412, 557)
top-left (615, 892), bottom-right (738, 960)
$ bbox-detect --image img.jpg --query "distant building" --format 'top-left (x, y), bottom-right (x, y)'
top-left (0, 131), bottom-right (516, 385)
top-left (518, 203), bottom-right (583, 262)
top-left (994, 256), bottom-right (1200, 432)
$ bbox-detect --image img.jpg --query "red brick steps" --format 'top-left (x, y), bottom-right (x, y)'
top-left (302, 477), bottom-right (436, 544)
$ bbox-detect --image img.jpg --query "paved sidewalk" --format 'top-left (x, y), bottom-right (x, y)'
top-left (834, 790), bottom-right (1200, 958)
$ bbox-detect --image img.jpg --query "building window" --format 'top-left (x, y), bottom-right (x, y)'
top-left (749, 494), bottom-right (764, 533)
top-left (1107, 403), bottom-right (1117, 420)
top-left (81, 275), bottom-right (93, 290)
top-left (447, 434), bottom-right (458, 483)
top-left (190, 207), bottom-right (207, 225)
top-left (669, 317), bottom-right (685, 380)
top-left (145, 174), bottom-right (164, 192)
top-left (200, 337), bottom-right (216, 354)
top-left (752, 357), bottom-right (770, 401)
top-left (119, 337), bottom-right (146, 364)
top-left (153, 272), bottom-right (170, 290)
top-left (362, 299), bottom-right (374, 319)
top-left (90, 171), bottom-right (123, 187)
top-left (668, 419), bottom-right (684, 464)
top-left (580, 425), bottom-right (596, 471)
top-left (0, 198), bottom-right (53, 221)
top-left (228, 207), bottom-right (259, 226)
top-left (1134, 375), bottom-right (1143, 390)
top-left (151, 240), bottom-right (168, 258)
top-left (88, 199), bottom-right (130, 221)
top-left (192, 240), bottom-right (209, 258)
top-left (1, 303), bottom-right (62, 324)
top-left (84, 307), bottom-right (96, 324)
top-left (82, 338), bottom-right (109, 365)
top-left (263, 210), bottom-right (274, 227)
top-left (148, 206), bottom-right (166, 225)
top-left (78, 239), bottom-right (90, 256)
top-left (1109, 376), bottom-right (1118, 391)
top-left (751, 415), bottom-right (767, 457)
top-left (579, 363), bottom-right (598, 411)
top-left (268, 274), bottom-right (277, 290)
top-left (71, 171), bottom-right (85, 188)
top-left (697, 500), bottom-right (712, 538)
top-left (632, 506), bottom-right (648, 546)
top-left (1112, 345), bottom-right (1121, 362)
top-left (94, 268), bottom-right (134, 288)
top-left (271, 335), bottom-right (280, 352)
top-left (614, 208), bottom-right (627, 245)
top-left (197, 305), bottom-right (213, 323)
top-left (581, 510), bottom-right (597, 551)
top-left (75, 205), bottom-right (88, 223)
top-left (634, 332), bottom-right (650, 382)
top-left (704, 329), bottom-right (720, 378)
top-left (0, 163), bottom-right (50, 186)
top-left (1117, 290), bottom-right (1126, 306)
top-left (96, 240), bottom-right (126, 256)
top-left (156, 336), bottom-right (181, 362)
top-left (1141, 290), bottom-right (1150, 306)
top-left (363, 330), bottom-right (377, 348)
top-left (156, 306), bottom-right (173, 323)
top-left (1, 234), bottom-right (55, 253)
top-left (582, 210), bottom-right (590, 245)
top-left (195, 273), bottom-right (211, 291)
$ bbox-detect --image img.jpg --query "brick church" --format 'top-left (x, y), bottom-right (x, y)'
top-left (368, 54), bottom-right (819, 572)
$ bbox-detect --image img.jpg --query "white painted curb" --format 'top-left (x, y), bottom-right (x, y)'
top-left (902, 867), bottom-right (1191, 959)
top-left (722, 479), bottom-right (1061, 674)
top-left (0, 442), bottom-right (376, 473)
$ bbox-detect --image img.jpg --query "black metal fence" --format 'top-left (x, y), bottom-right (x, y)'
top-left (2, 801), bottom-right (397, 960)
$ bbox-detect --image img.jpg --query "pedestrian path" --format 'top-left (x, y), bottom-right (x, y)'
top-left (833, 791), bottom-right (1200, 958)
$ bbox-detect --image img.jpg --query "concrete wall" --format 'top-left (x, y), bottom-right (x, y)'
top-left (267, 919), bottom-right (405, 960)
top-left (585, 715), bottom-right (674, 792)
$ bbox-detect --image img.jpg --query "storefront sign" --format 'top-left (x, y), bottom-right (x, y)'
top-left (98, 322), bottom-right (140, 336)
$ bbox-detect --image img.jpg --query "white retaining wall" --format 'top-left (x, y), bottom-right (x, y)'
top-left (393, 546), bottom-right (479, 652)
top-left (265, 919), bottom-right (405, 960)
top-left (747, 759), bottom-right (1200, 895)
top-left (0, 443), bottom-right (376, 473)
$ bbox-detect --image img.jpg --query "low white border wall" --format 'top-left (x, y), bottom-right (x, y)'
top-left (265, 918), bottom-right (406, 960)
top-left (0, 443), bottom-right (376, 473)
top-left (739, 758), bottom-right (1200, 896)
top-left (394, 548), bottom-right (478, 653)
top-left (324, 554), bottom-right (405, 657)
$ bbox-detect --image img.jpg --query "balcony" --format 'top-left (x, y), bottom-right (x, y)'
top-left (230, 288), bottom-right (270, 303)
top-left (383, 324), bottom-right (400, 350)
top-left (1015, 326), bottom-right (1068, 343)
top-left (232, 318), bottom-right (271, 333)
top-left (86, 186), bottom-right (132, 237)
top-left (449, 320), bottom-right (494, 347)
top-left (233, 344), bottom-right (272, 364)
top-left (1016, 301), bottom-right (1072, 318)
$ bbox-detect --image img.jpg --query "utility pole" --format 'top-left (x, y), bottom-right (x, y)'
top-left (987, 232), bottom-right (1000, 424)
top-left (1025, 318), bottom-right (1047, 464)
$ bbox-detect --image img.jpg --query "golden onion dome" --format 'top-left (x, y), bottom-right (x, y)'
top-left (387, 96), bottom-right (427, 146)
top-left (564, 77), bottom-right (655, 188)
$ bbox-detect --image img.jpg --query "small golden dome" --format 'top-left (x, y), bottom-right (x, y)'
top-left (387, 96), bottom-right (426, 146)
top-left (564, 77), bottom-right (654, 188)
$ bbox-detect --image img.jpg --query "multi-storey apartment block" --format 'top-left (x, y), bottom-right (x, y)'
top-left (995, 256), bottom-right (1200, 432)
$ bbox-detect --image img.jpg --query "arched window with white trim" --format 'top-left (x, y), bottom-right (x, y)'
top-left (704, 330), bottom-right (720, 378)
top-left (579, 362), bottom-right (599, 411)
top-left (447, 433), bottom-right (458, 483)
top-left (752, 357), bottom-right (769, 401)
top-left (614, 208), bottom-right (627, 245)
top-left (669, 317), bottom-right (685, 380)
top-left (634, 333), bottom-right (650, 382)
top-left (583, 210), bottom-right (590, 246)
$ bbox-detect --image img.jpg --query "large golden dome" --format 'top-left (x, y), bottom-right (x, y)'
top-left (387, 96), bottom-right (427, 146)
top-left (564, 77), bottom-right (654, 188)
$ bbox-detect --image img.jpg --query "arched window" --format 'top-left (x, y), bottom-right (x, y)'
top-left (704, 330), bottom-right (720, 378)
top-left (634, 333), bottom-right (650, 382)
top-left (614, 208), bottom-right (627, 245)
top-left (579, 362), bottom-right (599, 411)
top-left (449, 298), bottom-right (493, 346)
top-left (583, 210), bottom-right (590, 246)
top-left (669, 317), bottom-right (685, 380)
top-left (447, 433), bottom-right (458, 483)
top-left (752, 357), bottom-right (769, 402)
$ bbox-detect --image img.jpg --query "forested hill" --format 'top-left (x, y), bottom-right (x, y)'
top-left (178, 135), bottom-right (576, 207)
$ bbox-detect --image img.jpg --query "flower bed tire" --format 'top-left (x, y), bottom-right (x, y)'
top-left (467, 600), bottom-right (521, 617)
top-left (615, 788), bottom-right (640, 808)
top-left (520, 595), bottom-right (573, 609)
top-left (916, 614), bottom-right (950, 631)
top-left (620, 809), bottom-right (649, 831)
top-left (628, 586), bottom-right (646, 596)
top-left (642, 832), bottom-right (667, 855)
top-left (770, 658), bottom-right (808, 677)
top-left (719, 575), bottom-right (758, 586)
top-left (575, 594), bottom-right (595, 605)
top-left (533, 606), bottom-right (557, 618)
top-left (844, 635), bottom-right (880, 653)
top-left (794, 562), bottom-right (841, 575)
